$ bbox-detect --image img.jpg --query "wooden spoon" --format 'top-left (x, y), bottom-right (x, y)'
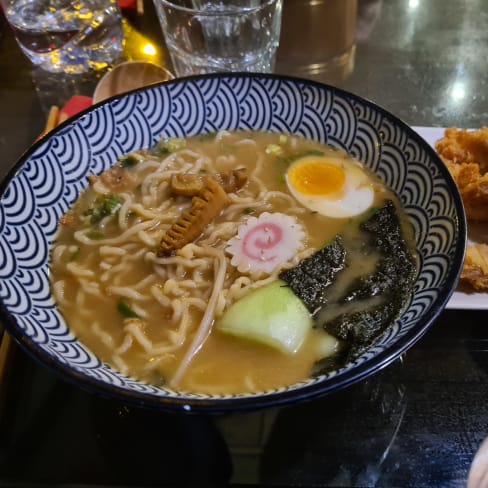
top-left (93, 61), bottom-right (174, 104)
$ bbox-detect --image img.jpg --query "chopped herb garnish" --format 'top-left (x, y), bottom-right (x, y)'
top-left (118, 153), bottom-right (140, 168)
top-left (243, 207), bottom-right (256, 215)
top-left (277, 173), bottom-right (286, 184)
top-left (82, 194), bottom-right (121, 224)
top-left (86, 230), bottom-right (105, 240)
top-left (152, 137), bottom-right (186, 155)
top-left (306, 149), bottom-right (326, 157)
top-left (117, 299), bottom-right (139, 318)
top-left (279, 135), bottom-right (288, 144)
top-left (266, 144), bottom-right (284, 156)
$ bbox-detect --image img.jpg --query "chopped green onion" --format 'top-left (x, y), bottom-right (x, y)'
top-left (117, 299), bottom-right (139, 318)
top-left (305, 149), bottom-right (326, 157)
top-left (277, 173), bottom-right (286, 184)
top-left (266, 144), bottom-right (284, 156)
top-left (243, 207), bottom-right (256, 215)
top-left (82, 194), bottom-right (121, 224)
top-left (118, 153), bottom-right (140, 168)
top-left (152, 137), bottom-right (186, 155)
top-left (279, 135), bottom-right (288, 144)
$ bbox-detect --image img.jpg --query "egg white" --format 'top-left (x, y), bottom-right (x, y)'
top-left (285, 156), bottom-right (375, 218)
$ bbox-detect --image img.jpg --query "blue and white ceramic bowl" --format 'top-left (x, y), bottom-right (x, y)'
top-left (0, 74), bottom-right (466, 413)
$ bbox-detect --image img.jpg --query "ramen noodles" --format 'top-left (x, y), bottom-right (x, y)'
top-left (51, 130), bottom-right (417, 394)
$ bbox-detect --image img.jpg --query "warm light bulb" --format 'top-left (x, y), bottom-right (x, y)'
top-left (142, 43), bottom-right (157, 56)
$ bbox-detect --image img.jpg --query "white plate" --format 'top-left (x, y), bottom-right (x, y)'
top-left (413, 126), bottom-right (488, 310)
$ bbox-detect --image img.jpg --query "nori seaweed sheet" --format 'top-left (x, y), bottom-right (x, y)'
top-left (278, 199), bottom-right (416, 375)
top-left (279, 237), bottom-right (346, 313)
top-left (342, 200), bottom-right (417, 302)
top-left (325, 301), bottom-right (399, 347)
top-left (314, 200), bottom-right (417, 373)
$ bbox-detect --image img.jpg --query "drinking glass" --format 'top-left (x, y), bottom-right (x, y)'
top-left (276, 0), bottom-right (357, 82)
top-left (1, 0), bottom-right (124, 74)
top-left (153, 0), bottom-right (283, 76)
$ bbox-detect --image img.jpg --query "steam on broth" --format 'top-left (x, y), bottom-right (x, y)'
top-left (50, 130), bottom-right (417, 394)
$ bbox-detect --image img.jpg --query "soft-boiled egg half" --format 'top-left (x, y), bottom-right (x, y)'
top-left (285, 155), bottom-right (375, 218)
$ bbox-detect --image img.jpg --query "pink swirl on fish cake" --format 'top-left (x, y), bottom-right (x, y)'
top-left (226, 212), bottom-right (306, 275)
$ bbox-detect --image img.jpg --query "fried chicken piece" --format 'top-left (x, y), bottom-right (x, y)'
top-left (445, 161), bottom-right (488, 221)
top-left (436, 127), bottom-right (488, 173)
top-left (435, 127), bottom-right (488, 221)
top-left (461, 244), bottom-right (488, 291)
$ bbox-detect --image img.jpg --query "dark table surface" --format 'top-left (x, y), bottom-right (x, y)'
top-left (1, 1), bottom-right (488, 487)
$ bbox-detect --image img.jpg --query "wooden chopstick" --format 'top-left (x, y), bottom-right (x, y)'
top-left (37, 105), bottom-right (60, 141)
top-left (44, 105), bottom-right (60, 133)
top-left (0, 333), bottom-right (16, 418)
top-left (136, 0), bottom-right (144, 15)
top-left (58, 112), bottom-right (68, 125)
top-left (0, 333), bottom-right (15, 386)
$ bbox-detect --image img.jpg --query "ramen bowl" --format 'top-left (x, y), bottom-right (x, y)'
top-left (0, 74), bottom-right (466, 413)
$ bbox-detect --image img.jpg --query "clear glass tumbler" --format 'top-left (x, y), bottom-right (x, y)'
top-left (153, 0), bottom-right (283, 77)
top-left (276, 0), bottom-right (357, 82)
top-left (1, 0), bottom-right (124, 74)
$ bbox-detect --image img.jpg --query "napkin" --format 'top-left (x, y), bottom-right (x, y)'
top-left (118, 0), bottom-right (137, 10)
top-left (59, 95), bottom-right (93, 122)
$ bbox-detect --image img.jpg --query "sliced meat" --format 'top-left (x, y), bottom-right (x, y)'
top-left (170, 169), bottom-right (248, 197)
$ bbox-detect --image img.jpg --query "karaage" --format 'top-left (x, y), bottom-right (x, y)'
top-left (435, 127), bottom-right (488, 221)
top-left (462, 244), bottom-right (488, 291)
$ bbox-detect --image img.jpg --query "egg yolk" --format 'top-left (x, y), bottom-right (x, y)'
top-left (287, 159), bottom-right (346, 196)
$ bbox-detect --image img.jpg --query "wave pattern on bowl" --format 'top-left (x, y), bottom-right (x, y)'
top-left (0, 75), bottom-right (464, 409)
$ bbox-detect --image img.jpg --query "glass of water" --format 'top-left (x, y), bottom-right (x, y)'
top-left (153, 0), bottom-right (283, 76)
top-left (1, 0), bottom-right (124, 74)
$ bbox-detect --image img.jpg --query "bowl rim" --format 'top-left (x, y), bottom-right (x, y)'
top-left (0, 72), bottom-right (467, 413)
